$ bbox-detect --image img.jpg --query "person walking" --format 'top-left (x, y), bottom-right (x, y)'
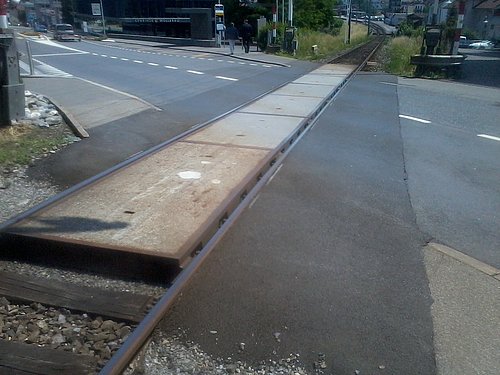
top-left (241, 19), bottom-right (253, 53)
top-left (225, 22), bottom-right (239, 55)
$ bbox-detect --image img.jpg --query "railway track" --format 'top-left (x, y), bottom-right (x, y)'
top-left (0, 30), bottom-right (386, 375)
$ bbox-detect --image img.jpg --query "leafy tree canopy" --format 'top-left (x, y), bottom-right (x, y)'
top-left (294, 0), bottom-right (338, 30)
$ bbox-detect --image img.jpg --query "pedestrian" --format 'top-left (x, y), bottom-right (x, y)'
top-left (225, 22), bottom-right (239, 55)
top-left (241, 19), bottom-right (253, 53)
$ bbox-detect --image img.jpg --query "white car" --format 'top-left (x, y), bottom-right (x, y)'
top-left (469, 40), bottom-right (494, 49)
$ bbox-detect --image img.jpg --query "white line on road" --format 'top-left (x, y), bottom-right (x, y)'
top-left (215, 76), bottom-right (239, 81)
top-left (164, 65), bottom-right (178, 70)
top-left (147, 62), bottom-right (159, 66)
top-left (477, 134), bottom-right (500, 142)
top-left (399, 114), bottom-right (431, 124)
top-left (76, 77), bottom-right (162, 111)
top-left (33, 52), bottom-right (88, 57)
top-left (187, 70), bottom-right (204, 75)
top-left (110, 56), bottom-right (117, 59)
top-left (100, 54), bottom-right (108, 57)
top-left (133, 60), bottom-right (143, 64)
top-left (121, 58), bottom-right (129, 61)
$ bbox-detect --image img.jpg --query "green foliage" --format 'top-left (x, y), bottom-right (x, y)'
top-left (382, 36), bottom-right (422, 76)
top-left (461, 28), bottom-right (478, 41)
top-left (294, 0), bottom-right (338, 31)
top-left (295, 23), bottom-right (369, 60)
top-left (257, 22), bottom-right (285, 51)
top-left (397, 21), bottom-right (424, 38)
top-left (60, 0), bottom-right (75, 25)
top-left (0, 124), bottom-right (70, 168)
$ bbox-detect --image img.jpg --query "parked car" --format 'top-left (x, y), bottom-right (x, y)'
top-left (34, 23), bottom-right (48, 33)
top-left (53, 24), bottom-right (81, 42)
top-left (469, 40), bottom-right (494, 49)
top-left (459, 36), bottom-right (469, 48)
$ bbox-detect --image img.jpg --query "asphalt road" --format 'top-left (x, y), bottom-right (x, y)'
top-left (398, 78), bottom-right (500, 268)
top-left (160, 73), bottom-right (437, 374)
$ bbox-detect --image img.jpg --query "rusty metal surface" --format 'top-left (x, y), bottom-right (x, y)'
top-left (9, 142), bottom-right (269, 262)
top-left (5, 63), bottom-right (356, 266)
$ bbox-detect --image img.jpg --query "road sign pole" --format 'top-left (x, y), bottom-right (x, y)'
top-left (99, 0), bottom-right (106, 37)
top-left (0, 0), bottom-right (8, 29)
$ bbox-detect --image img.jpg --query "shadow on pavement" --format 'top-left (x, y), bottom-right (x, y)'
top-left (457, 49), bottom-right (500, 88)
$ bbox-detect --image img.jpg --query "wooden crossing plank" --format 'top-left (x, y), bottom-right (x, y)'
top-left (0, 339), bottom-right (97, 375)
top-left (0, 271), bottom-right (154, 323)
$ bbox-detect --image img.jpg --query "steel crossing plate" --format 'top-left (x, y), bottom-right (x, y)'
top-left (6, 63), bottom-right (356, 266)
top-left (9, 142), bottom-right (270, 263)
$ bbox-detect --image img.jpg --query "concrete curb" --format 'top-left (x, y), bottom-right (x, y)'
top-left (44, 95), bottom-right (89, 139)
top-left (428, 242), bottom-right (500, 280)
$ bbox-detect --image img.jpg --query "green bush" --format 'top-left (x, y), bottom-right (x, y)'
top-left (383, 36), bottom-right (422, 76)
top-left (257, 22), bottom-right (285, 51)
top-left (295, 23), bottom-right (369, 60)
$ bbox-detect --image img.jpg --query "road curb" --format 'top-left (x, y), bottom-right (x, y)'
top-left (427, 242), bottom-right (500, 280)
top-left (45, 95), bottom-right (89, 139)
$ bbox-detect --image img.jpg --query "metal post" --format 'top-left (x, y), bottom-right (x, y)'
top-left (451, 0), bottom-right (464, 55)
top-left (288, 0), bottom-right (293, 27)
top-left (99, 0), bottom-right (106, 37)
top-left (0, 0), bottom-right (8, 29)
top-left (26, 39), bottom-right (35, 75)
top-left (272, 3), bottom-right (277, 43)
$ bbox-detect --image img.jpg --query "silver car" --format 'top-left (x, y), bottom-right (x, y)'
top-left (468, 40), bottom-right (494, 49)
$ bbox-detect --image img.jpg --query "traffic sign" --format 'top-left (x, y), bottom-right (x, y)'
top-left (214, 4), bottom-right (224, 16)
top-left (91, 3), bottom-right (102, 16)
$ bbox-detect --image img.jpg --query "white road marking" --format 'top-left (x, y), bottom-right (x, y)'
top-left (110, 56), bottom-right (117, 59)
top-left (92, 53), bottom-right (99, 56)
top-left (148, 62), bottom-right (159, 66)
top-left (76, 77), bottom-right (162, 111)
top-left (164, 65), bottom-right (178, 70)
top-left (33, 52), bottom-right (88, 57)
top-left (121, 58), bottom-right (129, 61)
top-left (133, 60), bottom-right (143, 64)
top-left (380, 81), bottom-right (398, 86)
top-left (187, 70), bottom-right (204, 75)
top-left (100, 54), bottom-right (108, 57)
top-left (216, 76), bottom-right (238, 81)
top-left (27, 38), bottom-right (86, 52)
top-left (477, 134), bottom-right (500, 142)
top-left (399, 114), bottom-right (431, 124)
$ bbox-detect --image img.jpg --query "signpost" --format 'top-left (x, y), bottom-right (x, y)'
top-left (214, 2), bottom-right (224, 47)
top-left (91, 1), bottom-right (106, 37)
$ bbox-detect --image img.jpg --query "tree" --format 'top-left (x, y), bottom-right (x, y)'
top-left (60, 0), bottom-right (75, 24)
top-left (294, 0), bottom-right (338, 31)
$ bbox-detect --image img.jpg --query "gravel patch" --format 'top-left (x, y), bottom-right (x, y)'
top-left (142, 330), bottom-right (313, 375)
top-left (0, 165), bottom-right (59, 223)
top-left (0, 296), bottom-right (133, 372)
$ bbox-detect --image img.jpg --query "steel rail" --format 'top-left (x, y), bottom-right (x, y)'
top-left (100, 36), bottom-right (385, 375)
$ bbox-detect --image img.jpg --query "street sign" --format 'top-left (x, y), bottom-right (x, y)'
top-left (214, 4), bottom-right (224, 16)
top-left (91, 3), bottom-right (102, 16)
